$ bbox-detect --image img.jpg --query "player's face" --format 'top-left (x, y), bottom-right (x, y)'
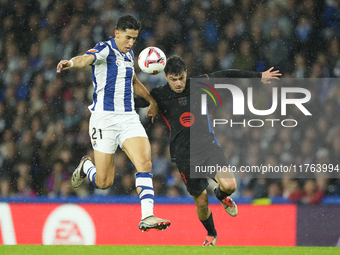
top-left (165, 71), bottom-right (187, 93)
top-left (114, 29), bottom-right (139, 53)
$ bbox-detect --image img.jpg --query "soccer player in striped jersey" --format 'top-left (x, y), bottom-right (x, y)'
top-left (56, 15), bottom-right (170, 231)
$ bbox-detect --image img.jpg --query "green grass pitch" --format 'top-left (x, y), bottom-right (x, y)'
top-left (0, 246), bottom-right (339, 255)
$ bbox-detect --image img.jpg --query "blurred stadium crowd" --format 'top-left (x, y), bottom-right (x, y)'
top-left (0, 0), bottom-right (340, 203)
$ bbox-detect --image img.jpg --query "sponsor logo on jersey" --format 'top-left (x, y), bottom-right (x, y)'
top-left (116, 59), bottom-right (134, 68)
top-left (116, 60), bottom-right (122, 67)
top-left (180, 112), bottom-right (195, 127)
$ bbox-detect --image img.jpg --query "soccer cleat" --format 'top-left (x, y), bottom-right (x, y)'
top-left (202, 235), bottom-right (217, 246)
top-left (139, 215), bottom-right (170, 231)
top-left (71, 155), bottom-right (91, 189)
top-left (214, 187), bottom-right (238, 217)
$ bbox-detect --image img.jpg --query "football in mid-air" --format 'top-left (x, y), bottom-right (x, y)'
top-left (138, 47), bottom-right (166, 75)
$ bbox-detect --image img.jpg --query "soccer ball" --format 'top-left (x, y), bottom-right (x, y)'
top-left (138, 47), bottom-right (166, 75)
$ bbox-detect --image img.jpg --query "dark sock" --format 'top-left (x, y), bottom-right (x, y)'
top-left (215, 185), bottom-right (232, 200)
top-left (200, 212), bottom-right (217, 237)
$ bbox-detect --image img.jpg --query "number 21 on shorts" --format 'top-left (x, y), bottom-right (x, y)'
top-left (91, 128), bottom-right (103, 140)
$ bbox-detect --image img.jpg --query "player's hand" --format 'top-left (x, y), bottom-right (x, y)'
top-left (146, 101), bottom-right (159, 123)
top-left (261, 67), bottom-right (281, 84)
top-left (56, 60), bottom-right (72, 73)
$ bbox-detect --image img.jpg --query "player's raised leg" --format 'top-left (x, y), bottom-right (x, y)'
top-left (123, 136), bottom-right (170, 231)
top-left (193, 190), bottom-right (217, 246)
top-left (72, 150), bottom-right (115, 190)
top-left (72, 155), bottom-right (92, 189)
top-left (215, 170), bottom-right (238, 217)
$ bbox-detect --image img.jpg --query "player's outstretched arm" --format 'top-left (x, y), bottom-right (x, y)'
top-left (133, 74), bottom-right (159, 123)
top-left (56, 54), bottom-right (95, 73)
top-left (204, 68), bottom-right (281, 83)
top-left (261, 67), bottom-right (282, 84)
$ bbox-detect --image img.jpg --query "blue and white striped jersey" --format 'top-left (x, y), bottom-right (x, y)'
top-left (86, 37), bottom-right (135, 113)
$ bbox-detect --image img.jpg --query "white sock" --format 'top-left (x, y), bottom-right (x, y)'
top-left (83, 160), bottom-right (97, 188)
top-left (135, 172), bottom-right (154, 219)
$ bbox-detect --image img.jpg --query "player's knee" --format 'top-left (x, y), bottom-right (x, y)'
top-left (228, 180), bottom-right (237, 193)
top-left (96, 176), bottom-right (114, 189)
top-left (221, 179), bottom-right (237, 193)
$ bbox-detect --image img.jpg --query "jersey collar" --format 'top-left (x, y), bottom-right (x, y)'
top-left (109, 37), bottom-right (119, 51)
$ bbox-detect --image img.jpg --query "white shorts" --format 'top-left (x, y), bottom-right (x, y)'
top-left (89, 112), bottom-right (148, 154)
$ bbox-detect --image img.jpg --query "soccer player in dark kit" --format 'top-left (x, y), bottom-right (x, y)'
top-left (136, 56), bottom-right (281, 246)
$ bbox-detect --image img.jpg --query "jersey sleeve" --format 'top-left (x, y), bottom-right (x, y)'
top-left (134, 96), bottom-right (149, 108)
top-left (85, 42), bottom-right (109, 65)
top-left (198, 69), bottom-right (262, 79)
top-left (134, 88), bottom-right (159, 108)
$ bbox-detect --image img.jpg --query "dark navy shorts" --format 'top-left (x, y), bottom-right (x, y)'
top-left (176, 143), bottom-right (229, 196)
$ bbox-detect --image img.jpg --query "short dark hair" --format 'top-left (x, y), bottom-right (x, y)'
top-left (116, 14), bottom-right (141, 31)
top-left (164, 55), bottom-right (187, 75)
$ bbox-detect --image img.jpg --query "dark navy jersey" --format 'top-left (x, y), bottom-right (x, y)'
top-left (135, 70), bottom-right (261, 164)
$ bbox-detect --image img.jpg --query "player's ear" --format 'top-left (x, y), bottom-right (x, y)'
top-left (115, 30), bottom-right (119, 38)
top-left (164, 73), bottom-right (167, 80)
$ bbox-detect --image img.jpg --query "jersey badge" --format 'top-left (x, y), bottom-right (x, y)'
top-left (178, 97), bottom-right (188, 106)
top-left (116, 60), bottom-right (122, 67)
top-left (88, 49), bottom-right (98, 53)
